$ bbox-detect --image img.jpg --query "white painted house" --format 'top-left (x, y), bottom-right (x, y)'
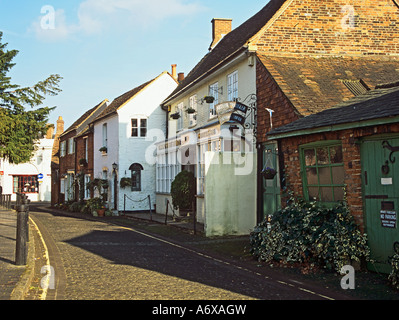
top-left (0, 128), bottom-right (55, 202)
top-left (91, 71), bottom-right (178, 213)
top-left (157, 18), bottom-right (259, 237)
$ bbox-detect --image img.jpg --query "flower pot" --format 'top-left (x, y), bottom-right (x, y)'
top-left (97, 209), bottom-right (105, 217)
top-left (171, 113), bottom-right (180, 120)
top-left (261, 168), bottom-right (277, 180)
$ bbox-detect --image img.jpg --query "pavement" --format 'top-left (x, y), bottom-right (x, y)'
top-left (0, 205), bottom-right (204, 300)
top-left (0, 207), bottom-right (35, 300)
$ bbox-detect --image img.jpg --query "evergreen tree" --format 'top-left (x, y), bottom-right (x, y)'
top-left (0, 31), bottom-right (62, 164)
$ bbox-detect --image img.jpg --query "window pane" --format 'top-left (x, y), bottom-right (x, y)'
top-left (320, 187), bottom-right (334, 202)
top-left (330, 145), bottom-right (343, 164)
top-left (304, 149), bottom-right (316, 166)
top-left (334, 187), bottom-right (345, 201)
top-left (332, 166), bottom-right (345, 185)
top-left (140, 127), bottom-right (147, 137)
top-left (308, 187), bottom-right (319, 200)
top-left (131, 128), bottom-right (138, 137)
top-left (317, 147), bottom-right (329, 165)
top-left (140, 119), bottom-right (147, 128)
top-left (306, 168), bottom-right (318, 185)
top-left (318, 167), bottom-right (332, 185)
top-left (131, 119), bottom-right (138, 127)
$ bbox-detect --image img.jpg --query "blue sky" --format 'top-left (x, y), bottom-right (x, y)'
top-left (0, 0), bottom-right (268, 129)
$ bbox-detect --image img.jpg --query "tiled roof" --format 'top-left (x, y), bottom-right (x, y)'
top-left (257, 54), bottom-right (399, 117)
top-left (61, 99), bottom-right (108, 137)
top-left (163, 0), bottom-right (288, 103)
top-left (94, 71), bottom-right (172, 122)
top-left (94, 79), bottom-right (155, 122)
top-left (268, 83), bottom-right (399, 137)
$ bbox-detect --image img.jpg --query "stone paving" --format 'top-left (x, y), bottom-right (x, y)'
top-left (24, 207), bottom-right (352, 300)
top-left (0, 209), bottom-right (27, 300)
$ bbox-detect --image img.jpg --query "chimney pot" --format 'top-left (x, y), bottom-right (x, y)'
top-left (171, 64), bottom-right (177, 80)
top-left (178, 72), bottom-right (185, 82)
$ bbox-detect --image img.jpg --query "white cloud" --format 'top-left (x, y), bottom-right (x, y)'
top-left (31, 0), bottom-right (205, 41)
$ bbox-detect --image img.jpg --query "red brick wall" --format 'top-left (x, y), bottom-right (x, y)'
top-left (59, 131), bottom-right (76, 176)
top-left (280, 123), bottom-right (399, 231)
top-left (256, 0), bottom-right (399, 56)
top-left (75, 133), bottom-right (94, 198)
top-left (256, 58), bottom-right (300, 144)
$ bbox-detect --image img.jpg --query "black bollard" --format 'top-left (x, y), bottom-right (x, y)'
top-left (15, 196), bottom-right (29, 266)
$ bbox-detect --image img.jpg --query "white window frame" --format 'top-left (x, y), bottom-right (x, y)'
top-left (102, 123), bottom-right (108, 148)
top-left (84, 174), bottom-right (91, 199)
top-left (227, 71), bottom-right (238, 101)
top-left (131, 118), bottom-right (148, 138)
top-left (209, 82), bottom-right (219, 118)
top-left (68, 138), bottom-right (75, 155)
top-left (189, 95), bottom-right (197, 127)
top-left (60, 141), bottom-right (66, 157)
top-left (177, 103), bottom-right (184, 132)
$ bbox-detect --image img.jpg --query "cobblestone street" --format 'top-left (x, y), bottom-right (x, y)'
top-left (22, 207), bottom-right (355, 301)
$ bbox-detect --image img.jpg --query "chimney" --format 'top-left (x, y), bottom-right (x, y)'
top-left (210, 18), bottom-right (232, 50)
top-left (171, 64), bottom-right (177, 81)
top-left (178, 72), bottom-right (185, 83)
top-left (56, 116), bottom-right (64, 135)
top-left (46, 124), bottom-right (55, 139)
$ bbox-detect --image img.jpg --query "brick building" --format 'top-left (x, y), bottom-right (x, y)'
top-left (251, 0), bottom-right (399, 223)
top-left (249, 0), bottom-right (399, 272)
top-left (51, 116), bottom-right (65, 205)
top-left (268, 83), bottom-right (399, 273)
top-left (56, 100), bottom-right (108, 204)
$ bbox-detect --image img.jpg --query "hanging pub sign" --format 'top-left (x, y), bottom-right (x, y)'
top-left (216, 101), bottom-right (249, 126)
top-left (230, 112), bottom-right (246, 126)
top-left (234, 102), bottom-right (248, 114)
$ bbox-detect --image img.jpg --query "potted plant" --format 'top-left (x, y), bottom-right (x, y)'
top-left (171, 170), bottom-right (196, 217)
top-left (204, 96), bottom-right (215, 104)
top-left (120, 177), bottom-right (132, 189)
top-left (170, 112), bottom-right (180, 120)
top-left (186, 107), bottom-right (196, 114)
top-left (79, 158), bottom-right (88, 167)
top-left (99, 146), bottom-right (107, 154)
top-left (261, 167), bottom-right (277, 180)
top-left (85, 197), bottom-right (105, 216)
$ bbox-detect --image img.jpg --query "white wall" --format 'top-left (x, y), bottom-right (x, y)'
top-left (204, 151), bottom-right (257, 237)
top-left (0, 138), bottom-right (54, 202)
top-left (93, 114), bottom-right (119, 206)
top-left (118, 72), bottom-right (177, 212)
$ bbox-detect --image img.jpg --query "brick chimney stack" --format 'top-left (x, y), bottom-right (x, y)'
top-left (46, 124), bottom-right (55, 139)
top-left (209, 18), bottom-right (232, 50)
top-left (171, 64), bottom-right (178, 81)
top-left (56, 116), bottom-right (64, 136)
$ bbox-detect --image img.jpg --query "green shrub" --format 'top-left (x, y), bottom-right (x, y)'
top-left (388, 254), bottom-right (399, 290)
top-left (250, 198), bottom-right (371, 273)
top-left (171, 170), bottom-right (196, 210)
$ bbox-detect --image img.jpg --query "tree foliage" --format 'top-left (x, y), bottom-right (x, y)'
top-left (0, 31), bottom-right (62, 164)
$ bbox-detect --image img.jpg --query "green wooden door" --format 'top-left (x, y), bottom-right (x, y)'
top-left (261, 142), bottom-right (281, 221)
top-left (362, 137), bottom-right (399, 274)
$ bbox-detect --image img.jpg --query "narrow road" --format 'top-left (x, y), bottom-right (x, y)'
top-left (26, 207), bottom-right (349, 301)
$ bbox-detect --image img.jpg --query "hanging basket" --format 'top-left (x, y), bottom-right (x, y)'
top-left (204, 96), bottom-right (215, 104)
top-left (170, 112), bottom-right (180, 119)
top-left (261, 167), bottom-right (277, 180)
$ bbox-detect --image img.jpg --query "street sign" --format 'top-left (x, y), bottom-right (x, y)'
top-left (38, 173), bottom-right (44, 180)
